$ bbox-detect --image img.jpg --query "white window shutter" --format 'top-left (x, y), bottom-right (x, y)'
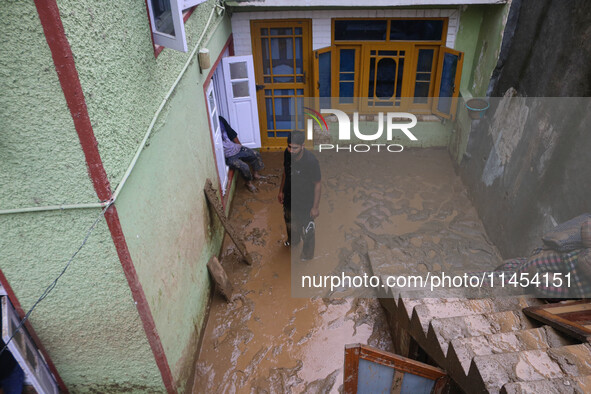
top-left (146, 0), bottom-right (188, 52)
top-left (182, 0), bottom-right (207, 9)
top-left (222, 56), bottom-right (262, 149)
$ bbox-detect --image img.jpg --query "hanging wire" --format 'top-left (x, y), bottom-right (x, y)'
top-left (0, 201), bottom-right (113, 357)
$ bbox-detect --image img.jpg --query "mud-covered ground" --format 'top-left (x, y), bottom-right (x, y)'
top-left (192, 148), bottom-right (501, 392)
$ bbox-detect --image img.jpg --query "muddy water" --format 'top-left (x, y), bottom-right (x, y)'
top-left (192, 152), bottom-right (393, 393)
top-left (193, 148), bottom-right (501, 392)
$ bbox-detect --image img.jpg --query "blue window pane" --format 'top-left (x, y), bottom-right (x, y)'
top-left (340, 49), bottom-right (355, 72)
top-left (265, 98), bottom-right (274, 130)
top-left (437, 52), bottom-right (459, 114)
top-left (267, 132), bottom-right (274, 137)
top-left (335, 20), bottom-right (387, 41)
top-left (339, 82), bottom-right (354, 103)
top-left (318, 51), bottom-right (331, 98)
top-left (295, 37), bottom-right (303, 74)
top-left (396, 57), bottom-right (404, 98)
top-left (390, 20), bottom-right (444, 41)
top-left (400, 373), bottom-right (435, 394)
top-left (376, 57), bottom-right (396, 98)
top-left (356, 359), bottom-right (394, 393)
top-left (340, 73), bottom-right (355, 81)
top-left (276, 131), bottom-right (290, 137)
top-left (416, 49), bottom-right (434, 73)
top-left (274, 89), bottom-right (295, 96)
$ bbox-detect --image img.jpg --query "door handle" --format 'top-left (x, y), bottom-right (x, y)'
top-left (256, 84), bottom-right (265, 91)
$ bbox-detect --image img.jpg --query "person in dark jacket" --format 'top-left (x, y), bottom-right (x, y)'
top-left (219, 116), bottom-right (264, 193)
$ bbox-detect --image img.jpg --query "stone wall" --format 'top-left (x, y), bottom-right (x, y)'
top-left (459, 0), bottom-right (591, 257)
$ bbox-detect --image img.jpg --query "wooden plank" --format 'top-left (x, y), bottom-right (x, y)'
top-left (204, 179), bottom-right (253, 265)
top-left (206, 256), bottom-right (233, 302)
top-left (358, 345), bottom-right (447, 381)
top-left (524, 301), bottom-right (591, 343)
top-left (344, 344), bottom-right (360, 394)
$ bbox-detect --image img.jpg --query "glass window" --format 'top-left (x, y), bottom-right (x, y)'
top-left (390, 20), bottom-right (444, 41)
top-left (335, 20), bottom-right (387, 41)
top-left (150, 0), bottom-right (175, 36)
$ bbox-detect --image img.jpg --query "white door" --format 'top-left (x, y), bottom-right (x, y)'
top-left (222, 56), bottom-right (262, 149)
top-left (1, 297), bottom-right (59, 394)
top-left (206, 82), bottom-right (229, 193)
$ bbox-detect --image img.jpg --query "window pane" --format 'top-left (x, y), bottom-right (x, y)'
top-left (275, 97), bottom-right (294, 129)
top-left (151, 0), bottom-right (175, 36)
top-left (274, 89), bottom-right (295, 96)
top-left (273, 76), bottom-right (295, 83)
top-left (270, 28), bottom-right (293, 35)
top-left (414, 82), bottom-right (430, 103)
top-left (229, 62), bottom-right (248, 79)
top-left (339, 49), bottom-right (355, 72)
top-left (396, 58), bottom-right (404, 98)
top-left (261, 38), bottom-right (270, 75)
top-left (376, 58), bottom-right (396, 98)
top-left (368, 57), bottom-right (375, 98)
top-left (335, 20), bottom-right (387, 41)
top-left (265, 98), bottom-right (274, 129)
top-left (295, 27), bottom-right (302, 35)
top-left (390, 20), bottom-right (444, 41)
top-left (232, 81), bottom-right (249, 98)
top-left (318, 51), bottom-right (331, 98)
top-left (339, 82), bottom-right (354, 103)
top-left (295, 37), bottom-right (303, 74)
top-left (271, 37), bottom-right (294, 76)
top-left (437, 52), bottom-right (459, 113)
top-left (340, 73), bottom-right (355, 82)
top-left (416, 49), bottom-right (434, 72)
top-left (261, 28), bottom-right (268, 36)
top-left (276, 131), bottom-right (291, 137)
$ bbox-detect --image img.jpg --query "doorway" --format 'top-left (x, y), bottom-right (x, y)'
top-left (251, 20), bottom-right (312, 150)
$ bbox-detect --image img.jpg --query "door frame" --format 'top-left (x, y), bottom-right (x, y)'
top-left (250, 19), bottom-right (313, 151)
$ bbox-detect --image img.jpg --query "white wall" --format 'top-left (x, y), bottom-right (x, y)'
top-left (231, 8), bottom-right (460, 55)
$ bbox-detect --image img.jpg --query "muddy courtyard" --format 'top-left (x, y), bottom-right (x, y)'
top-left (191, 148), bottom-right (501, 392)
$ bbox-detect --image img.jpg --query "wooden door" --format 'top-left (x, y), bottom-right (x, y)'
top-left (251, 20), bottom-right (312, 150)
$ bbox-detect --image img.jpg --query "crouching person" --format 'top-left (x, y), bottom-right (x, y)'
top-left (219, 116), bottom-right (264, 193)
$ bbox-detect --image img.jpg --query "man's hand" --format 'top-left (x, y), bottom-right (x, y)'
top-left (278, 192), bottom-right (284, 204)
top-left (310, 207), bottom-right (319, 219)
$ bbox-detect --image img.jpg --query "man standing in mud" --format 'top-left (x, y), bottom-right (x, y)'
top-left (278, 131), bottom-right (321, 261)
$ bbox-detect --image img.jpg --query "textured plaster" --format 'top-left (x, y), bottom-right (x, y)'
top-left (1, 1), bottom-right (164, 390)
top-left (54, 0), bottom-right (232, 388)
top-left (449, 3), bottom-right (510, 164)
top-left (0, 3), bottom-right (97, 209)
top-left (0, 211), bottom-right (163, 391)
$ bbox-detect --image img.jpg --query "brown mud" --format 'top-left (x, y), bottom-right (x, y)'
top-left (193, 148), bottom-right (501, 392)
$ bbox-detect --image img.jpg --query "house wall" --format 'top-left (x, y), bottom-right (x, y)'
top-left (0, 2), bottom-right (163, 391)
top-left (1, 0), bottom-right (231, 391)
top-left (458, 0), bottom-right (591, 257)
top-left (450, 2), bottom-right (512, 164)
top-left (231, 8), bottom-right (460, 56)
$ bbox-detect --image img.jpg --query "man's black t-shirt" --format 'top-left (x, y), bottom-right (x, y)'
top-left (283, 148), bottom-right (321, 215)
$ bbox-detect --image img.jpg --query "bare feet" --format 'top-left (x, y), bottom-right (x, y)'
top-left (246, 182), bottom-right (258, 193)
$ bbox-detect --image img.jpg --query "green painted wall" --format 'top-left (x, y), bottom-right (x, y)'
top-left (55, 0), bottom-right (231, 390)
top-left (2, 0), bottom-right (231, 391)
top-left (450, 3), bottom-right (511, 164)
top-left (0, 2), bottom-right (163, 391)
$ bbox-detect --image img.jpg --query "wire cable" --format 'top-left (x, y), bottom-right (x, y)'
top-left (0, 201), bottom-right (113, 357)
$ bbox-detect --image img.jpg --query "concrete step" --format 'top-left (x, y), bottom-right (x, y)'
top-left (468, 344), bottom-right (591, 393)
top-left (411, 297), bottom-right (540, 335)
top-left (447, 326), bottom-right (575, 380)
top-left (501, 375), bottom-right (591, 394)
